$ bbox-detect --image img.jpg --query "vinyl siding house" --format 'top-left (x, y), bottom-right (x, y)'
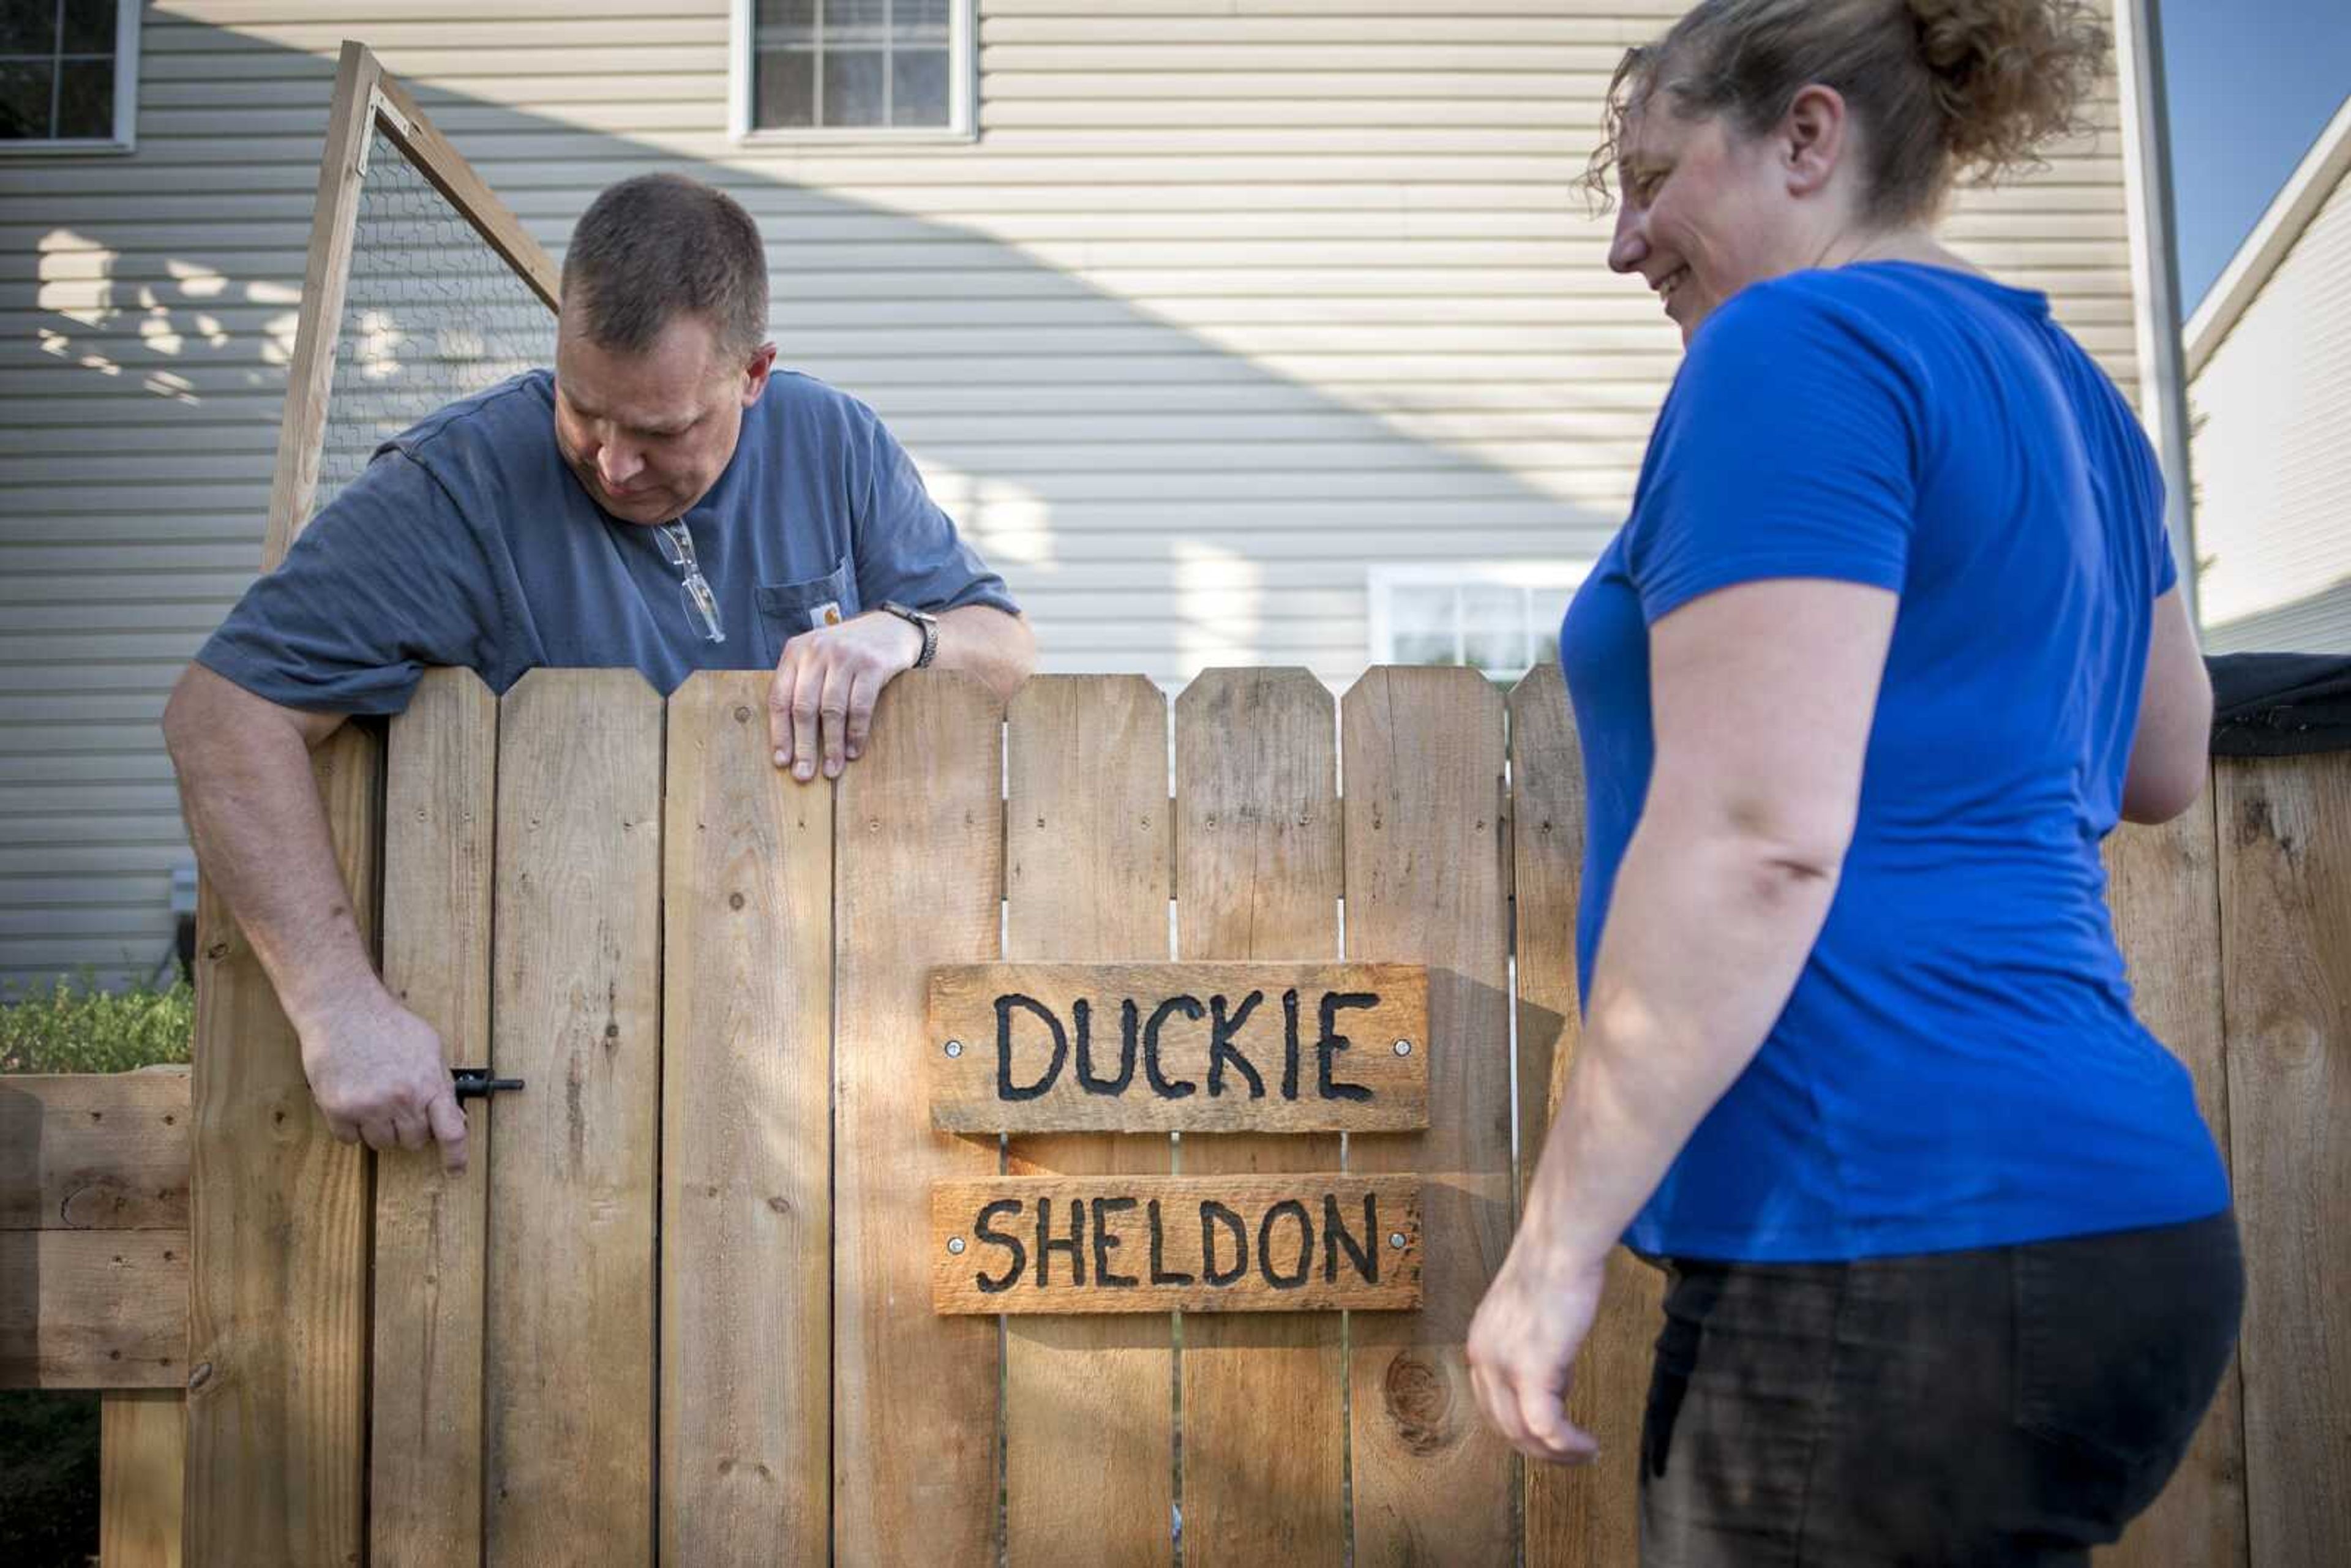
top-left (3, 0), bottom-right (2170, 988)
top-left (2185, 89), bottom-right (2351, 655)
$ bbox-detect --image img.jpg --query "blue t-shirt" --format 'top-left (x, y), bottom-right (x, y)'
top-left (1562, 262), bottom-right (2229, 1263)
top-left (198, 369), bottom-right (1017, 711)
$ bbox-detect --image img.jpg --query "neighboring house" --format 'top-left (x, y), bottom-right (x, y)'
top-left (2, 1), bottom-right (2165, 988)
top-left (2184, 89), bottom-right (2351, 655)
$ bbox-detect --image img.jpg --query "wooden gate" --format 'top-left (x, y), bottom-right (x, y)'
top-left (359, 662), bottom-right (1528, 1566)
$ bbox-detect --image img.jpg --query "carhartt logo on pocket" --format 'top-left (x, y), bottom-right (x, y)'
top-left (812, 601), bottom-right (842, 628)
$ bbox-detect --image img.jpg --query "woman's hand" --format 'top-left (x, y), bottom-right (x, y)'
top-left (1467, 1245), bottom-right (1609, 1465)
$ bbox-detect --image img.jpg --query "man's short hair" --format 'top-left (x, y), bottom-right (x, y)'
top-left (561, 173), bottom-right (768, 361)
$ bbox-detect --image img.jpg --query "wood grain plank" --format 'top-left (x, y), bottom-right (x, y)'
top-left (1344, 667), bottom-right (1518, 1566)
top-left (2217, 753), bottom-right (2351, 1568)
top-left (2098, 787), bottom-right (2248, 1568)
top-left (832, 672), bottom-right (1007, 1567)
top-left (1174, 666), bottom-right (1348, 1565)
top-left (930, 960), bottom-right (1425, 1133)
top-left (1510, 664), bottom-right (1656, 1568)
top-left (258, 40), bottom-right (382, 568)
top-left (934, 1176), bottom-right (1419, 1313)
top-left (101, 1390), bottom-right (185, 1568)
top-left (0, 1222), bottom-right (181, 1382)
top-left (371, 668), bottom-right (497, 1568)
top-left (484, 670), bottom-right (663, 1568)
top-left (659, 672), bottom-right (831, 1564)
top-left (1003, 674), bottom-right (1177, 1567)
top-left (0, 1230), bottom-right (187, 1389)
top-left (184, 722), bottom-right (378, 1565)
top-left (187, 40), bottom-right (384, 1564)
top-left (0, 1071), bottom-right (188, 1232)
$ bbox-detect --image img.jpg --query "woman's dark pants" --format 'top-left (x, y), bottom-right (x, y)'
top-left (1638, 1212), bottom-right (2243, 1566)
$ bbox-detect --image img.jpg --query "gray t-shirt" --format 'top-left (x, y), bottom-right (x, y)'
top-left (198, 369), bottom-right (1016, 713)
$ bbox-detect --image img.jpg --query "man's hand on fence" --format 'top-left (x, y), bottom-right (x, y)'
top-left (296, 981), bottom-right (471, 1174)
top-left (770, 610), bottom-right (926, 782)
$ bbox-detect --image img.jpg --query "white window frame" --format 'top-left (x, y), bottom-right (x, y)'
top-left (0, 0), bottom-right (140, 154)
top-left (729, 0), bottom-right (977, 145)
top-left (1367, 560), bottom-right (1593, 678)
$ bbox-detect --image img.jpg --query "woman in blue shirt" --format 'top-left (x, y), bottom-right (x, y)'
top-left (1465, 1), bottom-right (2240, 1561)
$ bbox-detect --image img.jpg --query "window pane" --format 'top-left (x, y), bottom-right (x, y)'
top-left (0, 3), bottom-right (57, 55)
top-left (827, 0), bottom-right (888, 46)
top-left (56, 56), bottom-right (110, 137)
top-left (1461, 583), bottom-right (1523, 672)
top-left (63, 0), bottom-right (117, 54)
top-left (756, 0), bottom-right (816, 43)
top-left (1389, 585), bottom-right (1458, 667)
top-left (891, 48), bottom-right (948, 126)
top-left (1528, 587), bottom-right (1573, 668)
top-left (754, 47), bottom-right (814, 129)
top-left (0, 61), bottom-right (53, 139)
top-left (894, 0), bottom-right (949, 42)
top-left (822, 47), bottom-right (885, 126)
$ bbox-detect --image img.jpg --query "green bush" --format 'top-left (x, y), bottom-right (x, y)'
top-left (0, 972), bottom-right (194, 1075)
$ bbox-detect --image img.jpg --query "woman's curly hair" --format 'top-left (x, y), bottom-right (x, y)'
top-left (1582, 0), bottom-right (2110, 223)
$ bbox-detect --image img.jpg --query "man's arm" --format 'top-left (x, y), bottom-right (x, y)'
top-left (164, 662), bottom-right (470, 1170)
top-left (770, 604), bottom-right (1035, 781)
top-left (933, 603), bottom-right (1037, 698)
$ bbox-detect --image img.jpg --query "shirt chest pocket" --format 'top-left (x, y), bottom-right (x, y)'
top-left (754, 554), bottom-right (860, 667)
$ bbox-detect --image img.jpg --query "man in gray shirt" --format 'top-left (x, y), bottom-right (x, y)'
top-left (165, 173), bottom-right (1034, 1175)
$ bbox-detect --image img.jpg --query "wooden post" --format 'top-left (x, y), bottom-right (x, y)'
top-left (258, 41), bottom-right (382, 568)
top-left (2217, 752), bottom-right (2351, 1566)
top-left (184, 44), bottom-right (384, 1561)
top-left (483, 671), bottom-right (664, 1567)
top-left (1174, 667), bottom-right (1348, 1563)
top-left (102, 1390), bottom-right (186, 1568)
top-left (370, 669), bottom-right (498, 1568)
top-left (1344, 668), bottom-right (1518, 1564)
top-left (184, 735), bottom-right (377, 1566)
top-left (2098, 785), bottom-right (2248, 1568)
top-left (1002, 675), bottom-right (1177, 1566)
top-left (1511, 664), bottom-right (1657, 1567)
top-left (659, 673), bottom-right (833, 1561)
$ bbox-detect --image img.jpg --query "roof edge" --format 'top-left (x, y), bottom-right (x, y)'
top-left (2186, 88), bottom-right (2351, 380)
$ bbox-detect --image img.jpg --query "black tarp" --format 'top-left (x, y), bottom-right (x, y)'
top-left (2208, 653), bottom-right (2351, 757)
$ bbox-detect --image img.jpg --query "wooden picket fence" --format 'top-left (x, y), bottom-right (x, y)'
top-left (7, 662), bottom-right (2346, 1564)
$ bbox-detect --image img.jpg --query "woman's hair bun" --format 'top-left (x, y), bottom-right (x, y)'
top-left (1905, 0), bottom-right (2109, 181)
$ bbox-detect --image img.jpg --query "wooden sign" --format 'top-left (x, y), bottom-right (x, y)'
top-left (928, 962), bottom-right (1428, 1133)
top-left (931, 1176), bottom-right (1422, 1315)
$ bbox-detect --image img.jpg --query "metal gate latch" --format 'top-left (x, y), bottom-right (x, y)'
top-left (451, 1067), bottom-right (525, 1101)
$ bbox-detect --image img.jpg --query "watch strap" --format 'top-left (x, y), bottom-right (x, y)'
top-left (879, 601), bottom-right (939, 669)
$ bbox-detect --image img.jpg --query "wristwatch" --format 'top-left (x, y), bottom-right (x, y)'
top-left (877, 601), bottom-right (939, 669)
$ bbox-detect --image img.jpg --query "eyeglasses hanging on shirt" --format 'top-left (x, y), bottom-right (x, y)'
top-left (655, 520), bottom-right (725, 644)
